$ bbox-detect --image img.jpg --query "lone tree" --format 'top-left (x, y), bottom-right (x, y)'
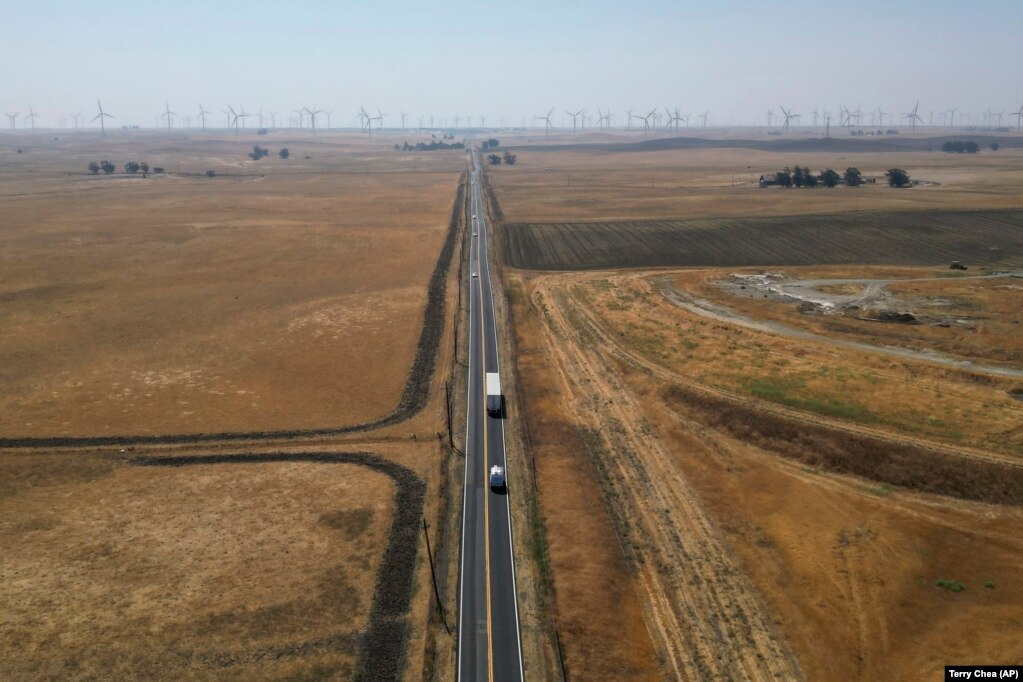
top-left (820, 168), bottom-right (841, 188)
top-left (279, 148), bottom-right (290, 159)
top-left (844, 167), bottom-right (862, 186)
top-left (100, 160), bottom-right (115, 174)
top-left (502, 151), bottom-right (517, 165)
top-left (139, 162), bottom-right (149, 173)
top-left (792, 165), bottom-right (806, 187)
top-left (487, 154), bottom-right (502, 165)
top-left (991, 142), bottom-right (999, 151)
top-left (87, 161), bottom-right (100, 175)
top-left (886, 168), bottom-right (911, 188)
top-left (124, 161), bottom-right (141, 174)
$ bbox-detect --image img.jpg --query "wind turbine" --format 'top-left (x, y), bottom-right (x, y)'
top-left (812, 108), bottom-right (820, 127)
top-left (875, 107), bottom-right (885, 127)
top-left (304, 107), bottom-right (322, 133)
top-left (236, 108), bottom-right (251, 130)
top-left (25, 106), bottom-right (39, 131)
top-left (293, 108), bottom-right (306, 129)
top-left (565, 109), bottom-right (584, 133)
top-left (71, 112), bottom-right (82, 129)
top-left (358, 107), bottom-right (372, 136)
top-left (699, 110), bottom-right (709, 128)
top-left (1013, 103), bottom-right (1023, 131)
top-left (93, 99), bottom-right (114, 135)
top-left (197, 105), bottom-right (210, 129)
top-left (23, 107), bottom-right (39, 130)
top-left (766, 109), bottom-right (775, 127)
top-left (5, 111), bottom-right (19, 130)
top-left (534, 108), bottom-right (554, 136)
top-left (635, 108), bottom-right (656, 138)
top-left (159, 101), bottom-right (176, 131)
top-left (625, 108), bottom-right (635, 129)
top-left (399, 110), bottom-right (407, 131)
top-left (902, 101), bottom-right (923, 132)
top-left (779, 106), bottom-right (798, 134)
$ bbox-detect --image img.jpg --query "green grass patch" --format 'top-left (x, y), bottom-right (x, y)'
top-left (935, 579), bottom-right (966, 593)
top-left (741, 375), bottom-right (881, 424)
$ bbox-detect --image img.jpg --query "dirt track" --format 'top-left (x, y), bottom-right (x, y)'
top-left (529, 276), bottom-right (804, 680)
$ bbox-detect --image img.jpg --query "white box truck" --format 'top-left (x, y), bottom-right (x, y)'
top-left (485, 372), bottom-right (503, 416)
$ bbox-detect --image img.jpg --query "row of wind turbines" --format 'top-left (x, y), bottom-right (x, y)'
top-left (5, 100), bottom-right (1023, 135)
top-left (533, 101), bottom-right (1023, 136)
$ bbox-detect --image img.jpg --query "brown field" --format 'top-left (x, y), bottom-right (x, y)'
top-left (0, 130), bottom-right (465, 438)
top-left (489, 139), bottom-right (1023, 680)
top-left (508, 268), bottom-right (1023, 679)
top-left (499, 210), bottom-right (1023, 271)
top-left (487, 145), bottom-right (1023, 223)
top-left (0, 452), bottom-right (396, 680)
top-left (0, 130), bottom-right (465, 681)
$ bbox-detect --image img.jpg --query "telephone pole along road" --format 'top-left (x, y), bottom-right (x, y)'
top-left (457, 150), bottom-right (525, 682)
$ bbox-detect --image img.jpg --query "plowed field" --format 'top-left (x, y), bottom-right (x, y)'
top-left (501, 210), bottom-right (1023, 270)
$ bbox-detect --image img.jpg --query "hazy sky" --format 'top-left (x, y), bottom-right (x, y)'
top-left (2, 0), bottom-right (1021, 129)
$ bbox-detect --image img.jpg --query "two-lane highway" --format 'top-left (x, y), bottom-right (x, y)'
top-left (458, 151), bottom-right (525, 682)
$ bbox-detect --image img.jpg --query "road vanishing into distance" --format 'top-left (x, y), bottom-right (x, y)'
top-left (458, 151), bottom-right (525, 682)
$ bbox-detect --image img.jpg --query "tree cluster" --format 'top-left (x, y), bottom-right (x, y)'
top-left (249, 145), bottom-right (270, 160)
top-left (481, 138), bottom-right (500, 150)
top-left (885, 168), bottom-right (911, 187)
top-left (87, 160), bottom-right (118, 174)
top-left (397, 140), bottom-right (466, 152)
top-left (764, 166), bottom-right (862, 188)
top-left (486, 151), bottom-right (517, 165)
top-left (942, 140), bottom-right (980, 154)
top-left (123, 161), bottom-right (150, 174)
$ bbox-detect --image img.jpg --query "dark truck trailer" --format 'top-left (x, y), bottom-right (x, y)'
top-left (485, 372), bottom-right (503, 416)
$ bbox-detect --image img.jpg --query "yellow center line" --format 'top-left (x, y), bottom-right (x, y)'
top-left (477, 183), bottom-right (495, 682)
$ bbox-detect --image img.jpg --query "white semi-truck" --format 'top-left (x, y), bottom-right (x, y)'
top-left (485, 372), bottom-right (503, 416)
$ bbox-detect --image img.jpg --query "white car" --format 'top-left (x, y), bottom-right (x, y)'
top-left (489, 465), bottom-right (505, 491)
top-left (473, 231), bottom-right (478, 237)
top-left (472, 271), bottom-right (478, 278)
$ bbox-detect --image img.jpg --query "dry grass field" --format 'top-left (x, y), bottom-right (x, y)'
top-left (0, 130), bottom-right (464, 439)
top-left (0, 130), bottom-right (466, 681)
top-left (487, 144), bottom-right (1023, 224)
top-left (489, 137), bottom-right (1023, 680)
top-left (0, 453), bottom-right (394, 679)
top-left (508, 268), bottom-right (1023, 679)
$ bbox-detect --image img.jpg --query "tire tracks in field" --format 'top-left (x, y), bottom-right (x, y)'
top-left (532, 279), bottom-right (804, 680)
top-left (133, 451), bottom-right (426, 682)
top-left (0, 175), bottom-right (467, 451)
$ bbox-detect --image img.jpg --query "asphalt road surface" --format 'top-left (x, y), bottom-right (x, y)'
top-left (458, 151), bottom-right (525, 682)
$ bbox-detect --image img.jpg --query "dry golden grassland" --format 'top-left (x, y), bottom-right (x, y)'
top-left (0, 453), bottom-right (394, 680)
top-left (580, 271), bottom-right (1023, 456)
top-left (0, 131), bottom-right (465, 438)
top-left (516, 268), bottom-right (1023, 679)
top-left (490, 138), bottom-right (1023, 679)
top-left (487, 146), bottom-right (1023, 223)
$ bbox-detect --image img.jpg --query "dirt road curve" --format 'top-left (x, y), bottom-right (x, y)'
top-left (658, 279), bottom-right (1023, 380)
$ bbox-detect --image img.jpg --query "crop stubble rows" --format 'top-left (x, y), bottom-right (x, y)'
top-left (501, 210), bottom-right (1023, 271)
